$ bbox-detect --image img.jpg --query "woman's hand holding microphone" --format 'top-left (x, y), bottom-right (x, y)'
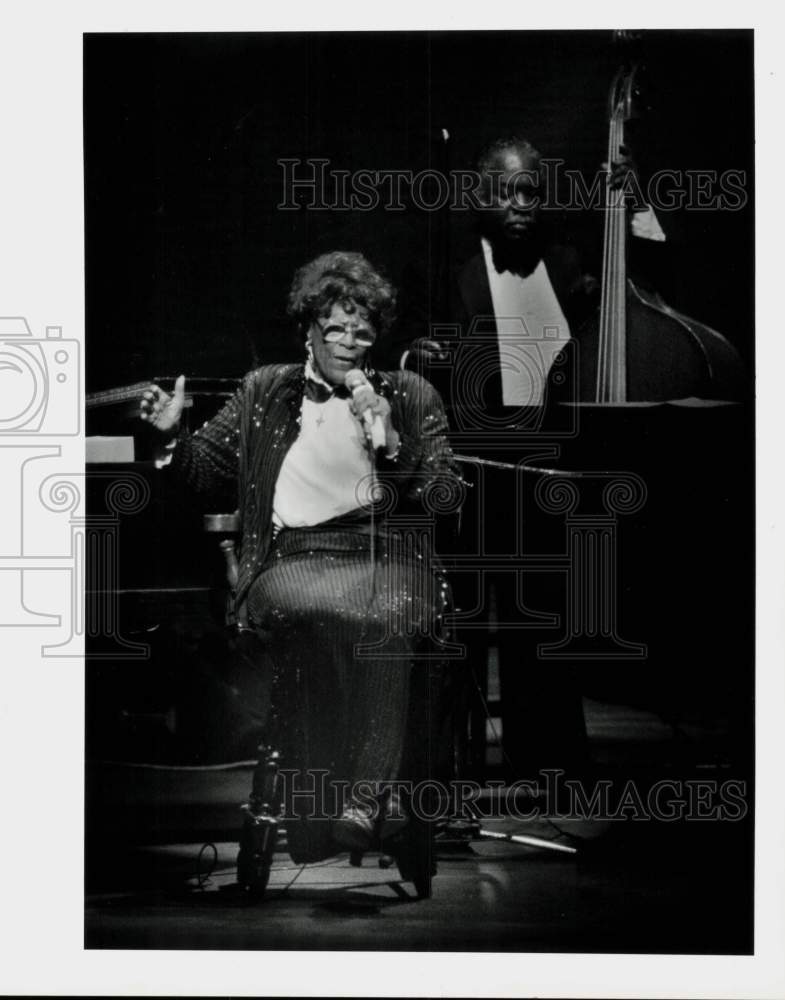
top-left (345, 369), bottom-right (400, 458)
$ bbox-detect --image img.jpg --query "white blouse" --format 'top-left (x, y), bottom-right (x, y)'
top-left (271, 362), bottom-right (376, 529)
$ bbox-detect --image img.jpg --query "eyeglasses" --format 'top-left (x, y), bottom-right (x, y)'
top-left (315, 320), bottom-right (377, 348)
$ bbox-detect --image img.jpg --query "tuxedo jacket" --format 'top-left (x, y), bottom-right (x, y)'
top-left (395, 234), bottom-right (599, 420)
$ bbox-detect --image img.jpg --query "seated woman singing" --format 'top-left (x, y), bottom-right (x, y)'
top-left (139, 251), bottom-right (461, 890)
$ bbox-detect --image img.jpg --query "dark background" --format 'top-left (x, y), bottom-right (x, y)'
top-left (83, 28), bottom-right (755, 765)
top-left (83, 33), bottom-right (755, 949)
top-left (84, 30), bottom-right (754, 388)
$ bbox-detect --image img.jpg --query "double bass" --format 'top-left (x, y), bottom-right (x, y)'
top-left (575, 58), bottom-right (745, 404)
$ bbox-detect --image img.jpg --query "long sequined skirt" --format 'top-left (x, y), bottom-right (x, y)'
top-left (245, 513), bottom-right (452, 863)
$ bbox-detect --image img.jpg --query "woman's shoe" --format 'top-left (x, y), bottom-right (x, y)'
top-left (333, 791), bottom-right (409, 854)
top-left (331, 803), bottom-right (375, 853)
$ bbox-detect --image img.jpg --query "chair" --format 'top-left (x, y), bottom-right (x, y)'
top-left (203, 511), bottom-right (436, 899)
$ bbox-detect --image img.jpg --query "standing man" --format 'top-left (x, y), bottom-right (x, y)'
top-left (401, 133), bottom-right (665, 416)
top-left (397, 134), bottom-right (665, 788)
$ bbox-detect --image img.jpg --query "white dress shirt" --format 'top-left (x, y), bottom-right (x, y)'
top-left (481, 208), bottom-right (665, 406)
top-left (481, 237), bottom-right (571, 407)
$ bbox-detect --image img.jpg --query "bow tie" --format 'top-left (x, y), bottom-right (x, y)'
top-left (491, 248), bottom-right (540, 278)
top-left (486, 236), bottom-right (543, 278)
top-left (303, 378), bottom-right (351, 403)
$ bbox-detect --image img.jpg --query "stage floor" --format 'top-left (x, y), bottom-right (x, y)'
top-left (85, 812), bottom-right (752, 954)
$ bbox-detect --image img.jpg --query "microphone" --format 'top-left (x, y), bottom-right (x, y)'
top-left (344, 369), bottom-right (386, 451)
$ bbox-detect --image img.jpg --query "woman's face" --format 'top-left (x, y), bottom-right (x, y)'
top-left (309, 302), bottom-right (376, 386)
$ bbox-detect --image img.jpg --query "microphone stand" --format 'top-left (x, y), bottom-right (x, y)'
top-left (438, 453), bottom-right (589, 858)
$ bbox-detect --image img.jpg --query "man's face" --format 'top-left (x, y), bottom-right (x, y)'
top-left (309, 302), bottom-right (376, 386)
top-left (479, 146), bottom-right (542, 246)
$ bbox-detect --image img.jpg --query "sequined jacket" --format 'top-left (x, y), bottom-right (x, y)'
top-left (169, 363), bottom-right (461, 615)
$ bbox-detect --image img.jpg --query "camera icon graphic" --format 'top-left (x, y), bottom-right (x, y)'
top-left (0, 317), bottom-right (80, 435)
top-left (429, 314), bottom-right (576, 437)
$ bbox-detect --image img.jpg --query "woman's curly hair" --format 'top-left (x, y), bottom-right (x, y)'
top-left (286, 251), bottom-right (397, 339)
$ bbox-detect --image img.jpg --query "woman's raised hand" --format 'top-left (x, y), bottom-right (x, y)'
top-left (139, 374), bottom-right (186, 437)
